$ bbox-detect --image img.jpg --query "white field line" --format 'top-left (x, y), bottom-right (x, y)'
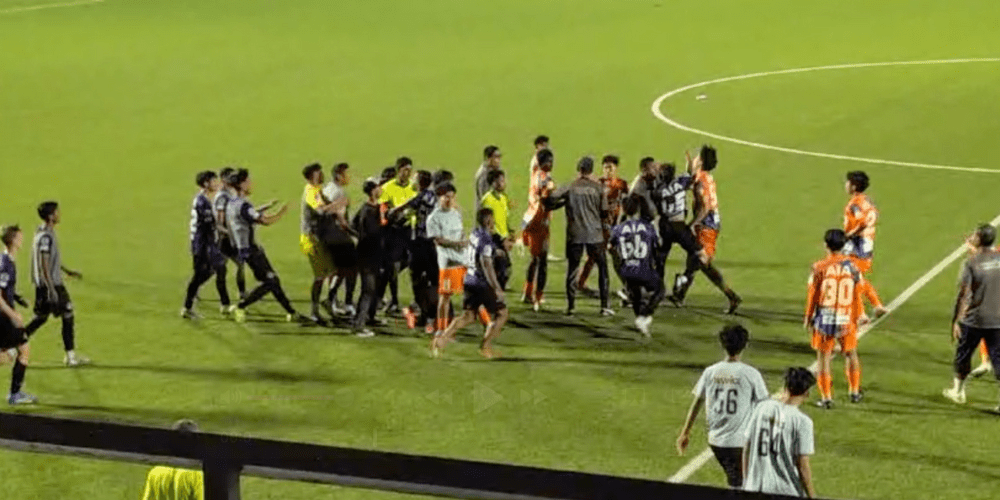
top-left (651, 58), bottom-right (1000, 175)
top-left (0, 0), bottom-right (104, 16)
top-left (669, 211), bottom-right (1000, 484)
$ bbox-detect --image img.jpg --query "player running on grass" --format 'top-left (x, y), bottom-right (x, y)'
top-left (0, 225), bottom-right (37, 405)
top-left (805, 229), bottom-right (887, 408)
top-left (24, 201), bottom-right (89, 367)
top-left (181, 171), bottom-right (231, 319)
top-left (677, 324), bottom-right (769, 489)
top-left (669, 146), bottom-right (741, 314)
top-left (521, 148), bottom-right (555, 310)
top-left (431, 208), bottom-right (509, 359)
top-left (742, 367), bottom-right (817, 498)
top-left (427, 183), bottom-right (469, 337)
top-left (610, 194), bottom-right (663, 336)
top-left (214, 167), bottom-right (247, 303)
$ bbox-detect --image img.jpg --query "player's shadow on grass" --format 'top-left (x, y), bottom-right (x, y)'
top-left (486, 356), bottom-right (706, 372)
top-left (31, 364), bottom-right (344, 384)
top-left (843, 442), bottom-right (1000, 480)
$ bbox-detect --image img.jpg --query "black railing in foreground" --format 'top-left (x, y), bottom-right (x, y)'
top-left (0, 412), bottom-right (817, 500)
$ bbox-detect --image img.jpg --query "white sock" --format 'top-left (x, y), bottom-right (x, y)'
top-left (954, 377), bottom-right (966, 392)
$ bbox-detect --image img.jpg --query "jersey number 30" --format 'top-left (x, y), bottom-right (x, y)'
top-left (820, 277), bottom-right (854, 308)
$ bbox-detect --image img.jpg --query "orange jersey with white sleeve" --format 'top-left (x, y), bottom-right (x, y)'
top-left (693, 170), bottom-right (721, 230)
top-left (522, 167), bottom-right (554, 230)
top-left (843, 193), bottom-right (877, 261)
top-left (805, 255), bottom-right (883, 337)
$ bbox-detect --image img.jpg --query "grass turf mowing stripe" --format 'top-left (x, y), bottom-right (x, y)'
top-left (0, 0), bottom-right (103, 16)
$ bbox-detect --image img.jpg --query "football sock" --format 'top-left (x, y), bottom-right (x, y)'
top-left (478, 307), bottom-right (491, 326)
top-left (215, 268), bottom-right (231, 307)
top-left (236, 264), bottom-right (247, 297)
top-left (847, 364), bottom-right (862, 394)
top-left (310, 280), bottom-right (323, 316)
top-left (953, 377), bottom-right (966, 392)
top-left (61, 315), bottom-right (75, 352)
top-left (817, 373), bottom-right (833, 400)
top-left (10, 359), bottom-right (26, 394)
top-left (980, 341), bottom-right (990, 365)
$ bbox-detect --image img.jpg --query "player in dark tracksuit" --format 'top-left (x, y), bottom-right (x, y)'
top-left (182, 171), bottom-right (231, 319)
top-left (0, 225), bottom-right (36, 405)
top-left (390, 170), bottom-right (439, 330)
top-left (650, 162), bottom-right (699, 279)
top-left (610, 194), bottom-right (665, 338)
top-left (24, 201), bottom-right (89, 367)
top-left (351, 178), bottom-right (389, 337)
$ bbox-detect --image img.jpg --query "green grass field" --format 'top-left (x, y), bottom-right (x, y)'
top-left (3, 1), bottom-right (1000, 499)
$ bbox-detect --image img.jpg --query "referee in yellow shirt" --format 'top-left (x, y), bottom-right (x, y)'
top-left (379, 158), bottom-right (417, 314)
top-left (141, 420), bottom-right (204, 500)
top-left (300, 164), bottom-right (337, 322)
top-left (480, 169), bottom-right (515, 289)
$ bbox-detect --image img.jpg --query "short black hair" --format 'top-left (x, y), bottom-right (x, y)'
top-left (700, 145), bottom-right (718, 171)
top-left (487, 169), bottom-right (505, 186)
top-left (230, 168), bottom-right (250, 188)
top-left (484, 145), bottom-right (500, 160)
top-left (534, 135), bottom-right (549, 147)
top-left (432, 169), bottom-right (454, 186)
top-left (846, 171), bottom-right (870, 193)
top-left (196, 170), bottom-right (217, 188)
top-left (660, 162), bottom-right (677, 182)
top-left (37, 201), bottom-right (58, 222)
top-left (536, 148), bottom-right (553, 166)
top-left (332, 162), bottom-right (349, 177)
top-left (363, 177), bottom-right (380, 196)
top-left (784, 367), bottom-right (816, 397)
top-left (976, 224), bottom-right (997, 248)
top-left (577, 156), bottom-right (594, 175)
top-left (477, 207), bottom-right (494, 228)
top-left (639, 156), bottom-right (656, 170)
top-left (395, 157), bottom-right (413, 169)
top-left (824, 228), bottom-right (847, 252)
top-left (380, 167), bottom-right (397, 183)
top-left (302, 163), bottom-right (322, 180)
top-left (416, 170), bottom-right (433, 190)
top-left (1, 225), bottom-right (21, 248)
top-left (622, 193), bottom-right (641, 217)
top-left (219, 167), bottom-right (235, 179)
top-left (435, 182), bottom-right (456, 196)
top-left (602, 154), bottom-right (620, 166)
top-left (719, 324), bottom-right (749, 356)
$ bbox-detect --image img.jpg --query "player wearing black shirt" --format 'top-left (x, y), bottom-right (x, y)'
top-left (351, 178), bottom-right (388, 337)
top-left (0, 225), bottom-right (36, 405)
top-left (390, 170), bottom-right (439, 331)
top-left (182, 171), bottom-right (231, 318)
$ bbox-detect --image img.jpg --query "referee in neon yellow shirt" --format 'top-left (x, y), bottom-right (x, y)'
top-left (379, 158), bottom-right (417, 313)
top-left (141, 420), bottom-right (204, 500)
top-left (480, 169), bottom-right (516, 289)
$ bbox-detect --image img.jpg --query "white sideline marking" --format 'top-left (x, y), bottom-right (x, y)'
top-left (669, 211), bottom-right (1000, 484)
top-left (0, 0), bottom-right (104, 16)
top-left (651, 58), bottom-right (1000, 174)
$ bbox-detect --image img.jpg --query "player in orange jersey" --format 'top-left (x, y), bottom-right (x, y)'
top-left (805, 229), bottom-right (888, 409)
top-left (578, 155), bottom-right (629, 296)
top-left (843, 171), bottom-right (877, 274)
top-left (670, 146), bottom-right (741, 314)
top-left (528, 135), bottom-right (549, 174)
top-left (521, 148), bottom-right (555, 310)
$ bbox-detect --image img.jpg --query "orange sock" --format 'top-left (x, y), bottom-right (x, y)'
top-left (847, 365), bottom-right (862, 394)
top-left (436, 317), bottom-right (446, 332)
top-left (817, 373), bottom-right (833, 400)
top-left (478, 307), bottom-right (491, 325)
top-left (980, 341), bottom-right (990, 365)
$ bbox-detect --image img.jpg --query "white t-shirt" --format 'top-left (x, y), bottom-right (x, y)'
top-left (321, 181), bottom-right (347, 217)
top-left (427, 207), bottom-right (468, 269)
top-left (692, 360), bottom-right (769, 448)
top-left (742, 399), bottom-right (815, 497)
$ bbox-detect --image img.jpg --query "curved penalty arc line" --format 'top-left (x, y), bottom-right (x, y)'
top-left (651, 58), bottom-right (1000, 174)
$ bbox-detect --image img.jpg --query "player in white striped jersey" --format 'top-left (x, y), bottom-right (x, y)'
top-left (677, 324), bottom-right (769, 488)
top-left (742, 367), bottom-right (817, 498)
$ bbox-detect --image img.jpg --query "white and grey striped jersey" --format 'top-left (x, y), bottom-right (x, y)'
top-left (742, 399), bottom-right (815, 497)
top-left (31, 225), bottom-right (62, 288)
top-left (692, 360), bottom-right (769, 448)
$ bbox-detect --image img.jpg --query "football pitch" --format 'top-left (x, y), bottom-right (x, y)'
top-left (2, 0), bottom-right (1000, 498)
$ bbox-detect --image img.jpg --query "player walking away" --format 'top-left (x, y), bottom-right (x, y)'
top-left (742, 367), bottom-right (817, 498)
top-left (475, 146), bottom-right (502, 212)
top-left (390, 170), bottom-right (439, 331)
top-left (379, 158), bottom-right (417, 315)
top-left (0, 225), bottom-right (37, 405)
top-left (805, 229), bottom-right (886, 408)
top-left (431, 208), bottom-right (509, 359)
top-left (224, 169), bottom-right (304, 324)
top-left (669, 146), bottom-right (742, 314)
top-left (214, 167), bottom-right (246, 303)
top-left (677, 324), bottom-right (769, 488)
top-left (141, 420), bottom-right (204, 500)
top-left (351, 178), bottom-right (389, 338)
top-left (480, 169), bottom-right (516, 290)
top-left (610, 195), bottom-right (664, 336)
top-left (320, 162), bottom-right (357, 317)
top-left (943, 224), bottom-right (1000, 408)
top-left (521, 148), bottom-right (555, 310)
top-left (24, 201), bottom-right (89, 367)
top-left (427, 183), bottom-right (469, 337)
top-left (182, 171), bottom-right (231, 319)
top-left (300, 163), bottom-right (340, 323)
top-left (579, 155), bottom-right (629, 298)
top-left (652, 162), bottom-right (699, 279)
top-left (545, 156), bottom-right (613, 316)
top-left (628, 157), bottom-right (660, 224)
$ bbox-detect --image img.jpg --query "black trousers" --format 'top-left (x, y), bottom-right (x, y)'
top-left (566, 242), bottom-right (608, 310)
top-left (657, 219), bottom-right (699, 278)
top-left (410, 237), bottom-right (439, 323)
top-left (184, 247), bottom-right (230, 309)
top-left (354, 261), bottom-right (388, 330)
top-left (25, 285), bottom-right (75, 351)
top-left (955, 324), bottom-right (1000, 380)
top-left (492, 234), bottom-right (512, 290)
top-left (625, 276), bottom-right (665, 317)
top-left (710, 445), bottom-right (744, 488)
top-left (237, 246), bottom-right (295, 314)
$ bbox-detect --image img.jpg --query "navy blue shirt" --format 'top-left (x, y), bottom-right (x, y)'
top-left (652, 174), bottom-right (693, 222)
top-left (464, 227), bottom-right (496, 288)
top-left (401, 189), bottom-right (438, 240)
top-left (0, 252), bottom-right (17, 310)
top-left (611, 219), bottom-right (659, 280)
top-left (190, 192), bottom-right (217, 254)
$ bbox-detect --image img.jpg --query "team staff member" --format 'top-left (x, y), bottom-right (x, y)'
top-left (352, 178), bottom-right (389, 337)
top-left (579, 155), bottom-right (629, 296)
top-left (0, 225), bottom-right (36, 405)
top-left (182, 171), bottom-right (231, 319)
top-left (24, 201), bottom-right (89, 367)
top-left (545, 156), bottom-right (612, 316)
